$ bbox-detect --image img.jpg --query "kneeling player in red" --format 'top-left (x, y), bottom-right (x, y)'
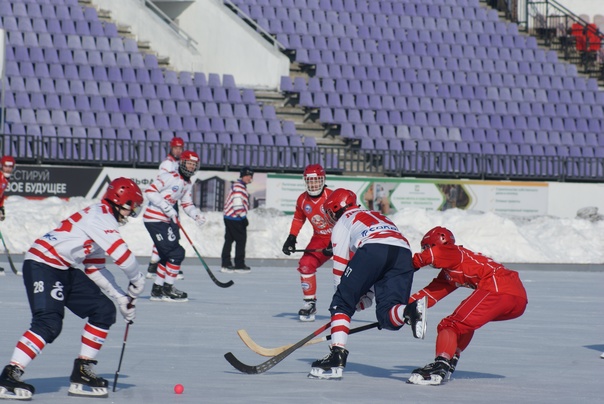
top-left (407, 226), bottom-right (528, 385)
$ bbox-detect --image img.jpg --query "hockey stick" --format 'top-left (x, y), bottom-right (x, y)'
top-left (237, 321), bottom-right (379, 357)
top-left (224, 321), bottom-right (331, 374)
top-left (177, 221), bottom-right (234, 288)
top-left (0, 229), bottom-right (19, 275)
top-left (292, 248), bottom-right (323, 253)
top-left (112, 321), bottom-right (131, 392)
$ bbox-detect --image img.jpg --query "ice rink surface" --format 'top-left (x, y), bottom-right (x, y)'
top-left (0, 257), bottom-right (601, 404)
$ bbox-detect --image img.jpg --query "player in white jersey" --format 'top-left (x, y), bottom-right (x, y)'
top-left (308, 188), bottom-right (427, 380)
top-left (0, 178), bottom-right (145, 400)
top-left (143, 150), bottom-right (206, 302)
top-left (147, 137), bottom-right (185, 278)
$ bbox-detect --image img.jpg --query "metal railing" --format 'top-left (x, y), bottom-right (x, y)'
top-left (3, 134), bottom-right (604, 182)
top-left (139, 0), bottom-right (198, 48)
top-left (501, 0), bottom-right (604, 79)
top-left (222, 0), bottom-right (286, 51)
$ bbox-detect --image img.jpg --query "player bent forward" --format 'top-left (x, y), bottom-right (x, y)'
top-left (407, 226), bottom-right (528, 385)
top-left (0, 178), bottom-right (145, 400)
top-left (308, 189), bottom-right (427, 380)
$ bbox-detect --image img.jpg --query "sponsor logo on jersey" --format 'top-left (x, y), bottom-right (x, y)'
top-left (304, 204), bottom-right (312, 213)
top-left (171, 186), bottom-right (179, 193)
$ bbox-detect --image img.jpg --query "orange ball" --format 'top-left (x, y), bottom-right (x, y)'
top-left (174, 384), bottom-right (184, 394)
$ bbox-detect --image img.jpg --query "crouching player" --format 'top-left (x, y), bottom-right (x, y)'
top-left (407, 226), bottom-right (528, 385)
top-left (0, 178), bottom-right (145, 400)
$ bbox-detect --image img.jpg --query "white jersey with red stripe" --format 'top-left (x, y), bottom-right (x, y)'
top-left (331, 208), bottom-right (410, 277)
top-left (159, 155), bottom-right (179, 173)
top-left (24, 201), bottom-right (139, 279)
top-left (143, 170), bottom-right (201, 222)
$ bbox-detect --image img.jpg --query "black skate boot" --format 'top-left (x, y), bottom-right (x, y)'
top-left (308, 345), bottom-right (349, 380)
top-left (407, 356), bottom-right (451, 385)
top-left (0, 364), bottom-right (35, 400)
top-left (447, 353), bottom-right (460, 380)
top-left (162, 284), bottom-right (188, 302)
top-left (403, 296), bottom-right (427, 339)
top-left (298, 298), bottom-right (317, 322)
top-left (0, 267), bottom-right (5, 276)
top-left (150, 283), bottom-right (163, 301)
top-left (68, 358), bottom-right (108, 398)
top-left (146, 262), bottom-right (158, 279)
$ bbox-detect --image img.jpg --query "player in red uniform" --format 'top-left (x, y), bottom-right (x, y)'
top-left (0, 156), bottom-right (15, 275)
top-left (281, 164), bottom-right (334, 321)
top-left (407, 226), bottom-right (528, 385)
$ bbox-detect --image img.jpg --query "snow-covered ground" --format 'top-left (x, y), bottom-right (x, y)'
top-left (1, 196), bottom-right (604, 264)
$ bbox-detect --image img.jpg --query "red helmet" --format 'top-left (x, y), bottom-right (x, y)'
top-left (420, 226), bottom-right (456, 250)
top-left (323, 188), bottom-right (358, 224)
top-left (179, 150), bottom-right (200, 178)
top-left (1, 156), bottom-right (15, 167)
top-left (303, 164), bottom-right (326, 196)
top-left (103, 178), bottom-right (144, 220)
top-left (170, 137), bottom-right (185, 148)
top-left (1, 156), bottom-right (15, 178)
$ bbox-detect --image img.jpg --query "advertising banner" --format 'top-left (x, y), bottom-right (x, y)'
top-left (267, 174), bottom-right (549, 217)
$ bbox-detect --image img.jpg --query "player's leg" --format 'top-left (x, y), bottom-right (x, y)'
top-left (66, 269), bottom-right (116, 397)
top-left (221, 219), bottom-right (236, 271)
top-left (0, 261), bottom-right (68, 399)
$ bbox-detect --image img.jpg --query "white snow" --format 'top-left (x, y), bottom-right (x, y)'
top-left (1, 196), bottom-right (603, 264)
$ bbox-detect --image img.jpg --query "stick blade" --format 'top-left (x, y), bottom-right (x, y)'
top-left (224, 352), bottom-right (260, 374)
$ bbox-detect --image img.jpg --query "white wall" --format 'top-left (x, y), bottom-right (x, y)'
top-left (91, 0), bottom-right (205, 71)
top-left (554, 0), bottom-right (604, 21)
top-left (91, 0), bottom-right (289, 89)
top-left (176, 0), bottom-right (289, 89)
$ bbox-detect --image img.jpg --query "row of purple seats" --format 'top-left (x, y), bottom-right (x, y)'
top-left (0, 1), bottom-right (89, 19)
top-left (301, 91), bottom-right (604, 115)
top-left (7, 94), bottom-right (267, 122)
top-left (0, 15), bottom-right (118, 37)
top-left (5, 109), bottom-right (292, 135)
top-left (7, 34), bottom-right (140, 53)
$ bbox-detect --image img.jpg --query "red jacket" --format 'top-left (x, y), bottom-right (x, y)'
top-left (411, 244), bottom-right (527, 306)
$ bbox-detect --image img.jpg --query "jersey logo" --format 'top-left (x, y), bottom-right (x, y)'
top-left (50, 281), bottom-right (65, 301)
top-left (171, 185), bottom-right (180, 193)
top-left (304, 204), bottom-right (312, 213)
top-left (310, 214), bottom-right (329, 230)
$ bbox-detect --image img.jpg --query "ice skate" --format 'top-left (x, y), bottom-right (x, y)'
top-left (221, 265), bottom-right (235, 274)
top-left (298, 299), bottom-right (317, 322)
top-left (0, 364), bottom-right (35, 400)
top-left (447, 354), bottom-right (460, 380)
top-left (149, 283), bottom-right (164, 301)
top-left (161, 284), bottom-right (188, 302)
top-left (308, 346), bottom-right (348, 380)
top-left (232, 264), bottom-right (251, 274)
top-left (146, 262), bottom-right (158, 279)
top-left (68, 358), bottom-right (108, 398)
top-left (0, 267), bottom-right (5, 276)
top-left (407, 356), bottom-right (451, 386)
top-left (404, 296), bottom-right (427, 339)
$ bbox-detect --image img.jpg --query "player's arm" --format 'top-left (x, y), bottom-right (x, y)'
top-left (330, 221), bottom-right (351, 286)
top-left (282, 195), bottom-right (306, 255)
top-left (410, 272), bottom-right (457, 307)
top-left (181, 184), bottom-right (206, 226)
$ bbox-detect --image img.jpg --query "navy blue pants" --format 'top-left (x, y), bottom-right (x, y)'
top-left (329, 244), bottom-right (414, 331)
top-left (144, 221), bottom-right (185, 266)
top-left (22, 260), bottom-right (116, 344)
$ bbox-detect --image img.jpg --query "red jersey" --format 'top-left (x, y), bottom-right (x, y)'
top-left (289, 188), bottom-right (333, 238)
top-left (0, 172), bottom-right (9, 208)
top-left (412, 244), bottom-right (527, 306)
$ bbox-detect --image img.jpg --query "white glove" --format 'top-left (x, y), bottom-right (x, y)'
top-left (160, 200), bottom-right (178, 222)
top-left (194, 214), bottom-right (207, 227)
top-left (127, 272), bottom-right (145, 298)
top-left (356, 288), bottom-right (375, 312)
top-left (117, 295), bottom-right (136, 323)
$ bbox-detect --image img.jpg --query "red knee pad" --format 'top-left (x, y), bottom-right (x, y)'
top-left (297, 265), bottom-right (316, 275)
top-left (300, 274), bottom-right (317, 297)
